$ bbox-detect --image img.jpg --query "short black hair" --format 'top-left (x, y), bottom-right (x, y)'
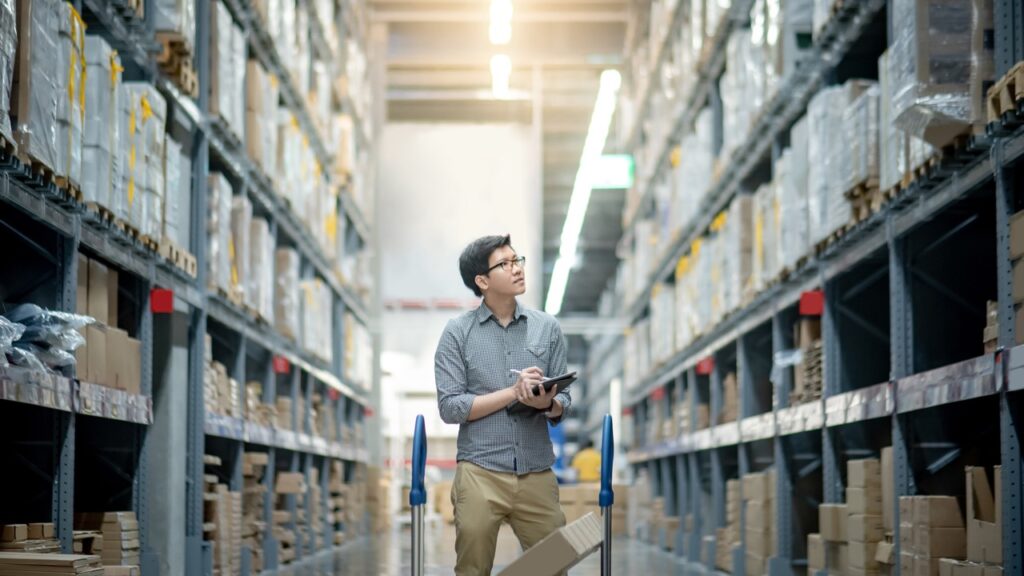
top-left (459, 234), bottom-right (513, 297)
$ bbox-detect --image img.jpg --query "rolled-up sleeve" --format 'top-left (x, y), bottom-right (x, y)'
top-left (549, 324), bottom-right (571, 423)
top-left (435, 322), bottom-right (474, 424)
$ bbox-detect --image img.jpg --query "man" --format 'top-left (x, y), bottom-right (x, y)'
top-left (435, 234), bottom-right (572, 576)
top-left (570, 440), bottom-right (601, 483)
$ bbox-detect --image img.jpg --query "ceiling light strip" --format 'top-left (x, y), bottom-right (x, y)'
top-left (544, 70), bottom-right (622, 316)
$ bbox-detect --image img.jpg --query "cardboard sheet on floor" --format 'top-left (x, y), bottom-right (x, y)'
top-left (496, 512), bottom-right (604, 576)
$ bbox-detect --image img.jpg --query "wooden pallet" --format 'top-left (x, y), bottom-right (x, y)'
top-left (54, 177), bottom-right (83, 203)
top-left (0, 131), bottom-right (15, 156)
top-left (988, 61), bottom-right (1024, 123)
top-left (140, 234), bottom-right (159, 252)
top-left (158, 238), bottom-right (198, 278)
top-left (845, 179), bottom-right (881, 224)
top-left (16, 152), bottom-right (56, 187)
top-left (85, 202), bottom-right (115, 223)
top-left (156, 32), bottom-right (199, 98)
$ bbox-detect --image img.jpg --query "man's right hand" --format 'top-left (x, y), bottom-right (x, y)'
top-left (512, 367), bottom-right (544, 404)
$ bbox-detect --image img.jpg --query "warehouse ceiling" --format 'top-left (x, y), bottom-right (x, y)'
top-left (372, 0), bottom-right (628, 314)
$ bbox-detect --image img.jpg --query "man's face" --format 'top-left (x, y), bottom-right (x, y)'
top-left (481, 245), bottom-right (526, 297)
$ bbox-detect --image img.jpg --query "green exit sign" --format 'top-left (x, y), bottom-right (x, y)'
top-left (591, 154), bottom-right (634, 189)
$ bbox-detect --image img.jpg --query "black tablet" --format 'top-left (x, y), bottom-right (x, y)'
top-left (507, 371), bottom-right (577, 414)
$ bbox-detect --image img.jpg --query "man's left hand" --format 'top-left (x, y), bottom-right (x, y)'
top-left (515, 377), bottom-right (558, 411)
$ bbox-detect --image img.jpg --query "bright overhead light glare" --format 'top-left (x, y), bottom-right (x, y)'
top-left (545, 69), bottom-right (621, 316)
top-left (490, 0), bottom-right (513, 44)
top-left (490, 54), bottom-right (512, 98)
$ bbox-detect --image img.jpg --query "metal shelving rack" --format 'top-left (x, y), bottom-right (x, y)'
top-left (0, 1), bottom-right (377, 575)
top-left (618, 1), bottom-right (1024, 576)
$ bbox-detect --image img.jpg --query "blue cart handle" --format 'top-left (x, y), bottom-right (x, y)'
top-left (410, 414), bottom-right (428, 507)
top-left (599, 414), bottom-right (614, 508)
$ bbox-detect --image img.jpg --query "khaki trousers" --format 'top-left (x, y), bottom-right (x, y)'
top-left (451, 461), bottom-right (566, 576)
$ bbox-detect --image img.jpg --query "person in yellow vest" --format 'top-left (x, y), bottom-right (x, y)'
top-left (571, 440), bottom-right (601, 483)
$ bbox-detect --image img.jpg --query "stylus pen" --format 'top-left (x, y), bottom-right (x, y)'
top-left (509, 369), bottom-right (542, 396)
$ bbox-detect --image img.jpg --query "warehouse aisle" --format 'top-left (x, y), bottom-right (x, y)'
top-left (268, 523), bottom-right (684, 575)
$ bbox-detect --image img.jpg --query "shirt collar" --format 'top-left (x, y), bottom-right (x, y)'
top-left (476, 300), bottom-right (525, 324)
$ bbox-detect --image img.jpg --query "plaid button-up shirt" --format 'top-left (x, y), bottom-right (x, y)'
top-left (435, 301), bottom-right (572, 474)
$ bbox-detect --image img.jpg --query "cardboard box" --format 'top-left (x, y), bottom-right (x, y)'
top-left (275, 472), bottom-right (307, 495)
top-left (108, 267), bottom-right (119, 326)
top-left (745, 499), bottom-right (773, 529)
top-left (914, 496), bottom-right (963, 528)
top-left (745, 551), bottom-right (766, 576)
top-left (966, 466), bottom-right (1001, 564)
top-left (827, 542), bottom-right (849, 573)
top-left (882, 447), bottom-right (894, 531)
top-left (83, 325), bottom-right (107, 385)
top-left (88, 259), bottom-right (110, 326)
top-left (901, 496), bottom-right (916, 523)
top-left (849, 514), bottom-right (884, 543)
top-left (75, 255), bottom-right (89, 376)
top-left (849, 540), bottom-right (880, 570)
top-left (1011, 210), bottom-right (1024, 260)
top-left (120, 337), bottom-right (141, 394)
top-left (742, 472), bottom-right (772, 501)
top-left (496, 512), bottom-right (603, 576)
top-left (982, 566), bottom-right (1002, 576)
top-left (915, 555), bottom-right (941, 576)
top-left (27, 523), bottom-right (54, 540)
top-left (901, 552), bottom-right (915, 575)
top-left (745, 528), bottom-right (772, 557)
top-left (848, 487), bottom-right (884, 515)
top-left (106, 327), bottom-right (129, 391)
top-left (914, 526), bottom-right (966, 559)
top-left (820, 504), bottom-right (848, 542)
top-left (875, 539), bottom-right (895, 565)
top-left (849, 458), bottom-right (882, 488)
top-left (0, 524), bottom-right (27, 542)
top-left (900, 522), bottom-right (915, 553)
top-left (808, 533), bottom-right (825, 571)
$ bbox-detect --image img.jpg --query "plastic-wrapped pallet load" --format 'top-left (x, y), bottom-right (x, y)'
top-left (841, 84), bottom-right (880, 193)
top-left (210, 1), bottom-right (243, 136)
top-left (13, 0), bottom-right (61, 172)
top-left (56, 2), bottom-right (85, 190)
top-left (889, 0), bottom-right (984, 147)
top-left (300, 279), bottom-right (332, 364)
top-left (232, 21), bottom-right (245, 142)
top-left (332, 114), bottom-right (356, 183)
top-left (750, 182), bottom-right (779, 296)
top-left (777, 115), bottom-right (810, 272)
top-left (126, 83), bottom-right (168, 241)
top-left (720, 31), bottom-right (755, 160)
top-left (208, 173), bottom-right (233, 294)
top-left (0, 0), bottom-right (14, 146)
top-left (162, 137), bottom-right (192, 247)
top-left (82, 36), bottom-right (121, 208)
top-left (672, 109), bottom-right (714, 233)
top-left (249, 218), bottom-right (274, 323)
top-left (230, 195), bottom-right (253, 306)
top-left (722, 195), bottom-right (754, 314)
top-left (152, 0), bottom-right (196, 50)
top-left (649, 283), bottom-right (675, 367)
top-left (246, 60), bottom-right (279, 175)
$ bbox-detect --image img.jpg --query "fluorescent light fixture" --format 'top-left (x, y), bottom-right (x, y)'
top-left (544, 69), bottom-right (622, 316)
top-left (490, 0), bottom-right (513, 44)
top-left (592, 154), bottom-right (635, 189)
top-left (490, 54), bottom-right (512, 98)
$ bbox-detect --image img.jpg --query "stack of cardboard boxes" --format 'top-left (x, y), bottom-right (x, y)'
top-left (558, 484), bottom-right (628, 537)
top-left (744, 470), bottom-right (777, 576)
top-left (203, 466), bottom-right (242, 576)
top-left (940, 466), bottom-right (1004, 575)
top-left (792, 316), bottom-right (823, 406)
top-left (818, 502), bottom-right (850, 574)
top-left (242, 452), bottom-right (269, 572)
top-left (274, 471), bottom-right (306, 565)
top-left (245, 382), bottom-right (278, 427)
top-left (716, 479), bottom-right (742, 572)
top-left (74, 511), bottom-right (140, 569)
top-left (366, 466), bottom-right (390, 533)
top-left (0, 523), bottom-right (60, 553)
top-left (720, 372), bottom-right (739, 424)
top-left (847, 458), bottom-right (884, 576)
top-left (309, 468), bottom-right (324, 551)
top-left (1011, 210), bottom-right (1024, 345)
top-left (329, 461), bottom-right (347, 545)
top-left (899, 495), bottom-right (966, 576)
top-left (74, 256), bottom-right (142, 396)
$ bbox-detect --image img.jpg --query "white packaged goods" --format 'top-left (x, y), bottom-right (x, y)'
top-left (246, 60), bottom-right (280, 175)
top-left (152, 0), bottom-right (196, 50)
top-left (0, 0), bottom-right (14, 145)
top-left (777, 115), bottom-right (810, 272)
top-left (293, 2), bottom-right (311, 93)
top-left (879, 50), bottom-right (908, 193)
top-left (750, 183), bottom-right (780, 296)
top-left (211, 2), bottom-right (245, 137)
top-left (344, 314), bottom-right (374, 388)
top-left (275, 249), bottom-right (300, 341)
top-left (163, 137), bottom-right (192, 247)
top-left (208, 173), bottom-right (233, 294)
top-left (300, 279), bottom-right (332, 364)
top-left (757, 0), bottom-right (813, 101)
top-left (13, 0), bottom-right (61, 172)
top-left (672, 109), bottom-right (714, 236)
top-left (124, 83), bottom-right (168, 239)
top-left (841, 84), bottom-right (881, 193)
top-left (231, 195), bottom-right (253, 306)
top-left (889, 0), bottom-right (984, 147)
top-left (311, 62), bottom-right (331, 137)
top-left (249, 219), bottom-right (275, 323)
top-left (721, 30), bottom-right (756, 159)
top-left (82, 36), bottom-right (121, 208)
top-left (649, 283), bottom-right (675, 366)
top-left (56, 2), bottom-right (85, 189)
top-left (232, 21), bottom-right (246, 140)
top-left (332, 114), bottom-right (356, 182)
top-left (719, 196), bottom-right (754, 314)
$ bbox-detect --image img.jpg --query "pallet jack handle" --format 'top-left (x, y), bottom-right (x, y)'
top-left (599, 414), bottom-right (615, 576)
top-left (411, 414), bottom-right (427, 576)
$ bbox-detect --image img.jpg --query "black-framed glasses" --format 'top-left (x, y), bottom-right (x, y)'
top-left (486, 256), bottom-right (526, 274)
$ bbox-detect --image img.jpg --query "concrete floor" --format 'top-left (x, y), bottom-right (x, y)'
top-left (269, 521), bottom-right (690, 575)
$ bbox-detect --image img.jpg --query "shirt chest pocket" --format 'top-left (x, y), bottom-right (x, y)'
top-left (526, 344), bottom-right (550, 373)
